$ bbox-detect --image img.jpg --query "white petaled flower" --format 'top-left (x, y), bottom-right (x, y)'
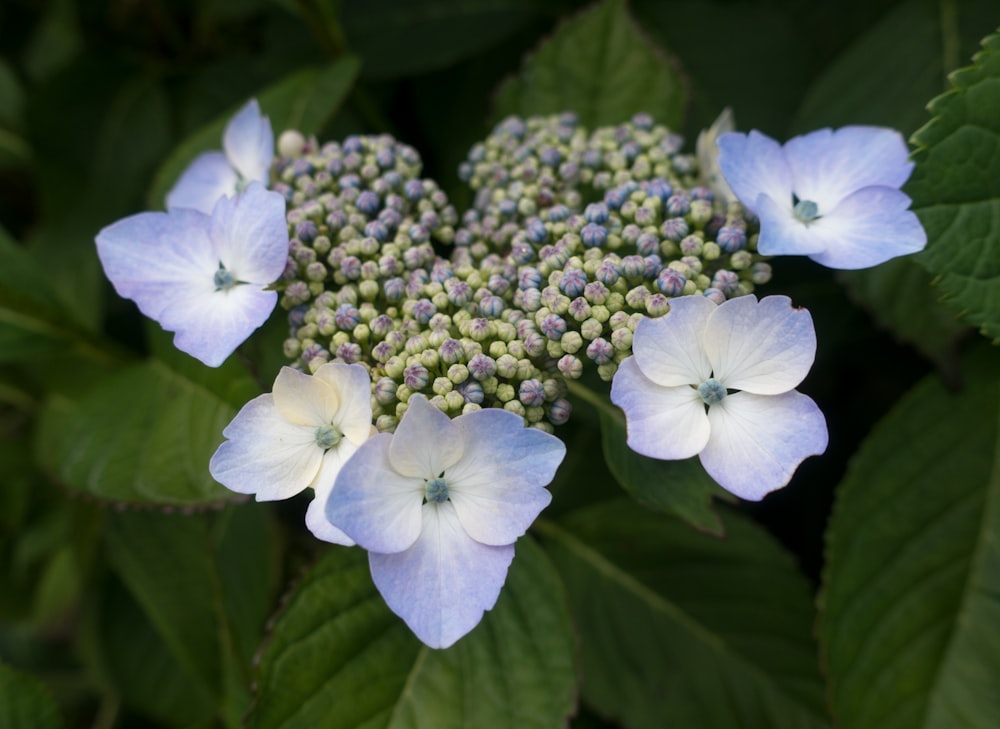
top-left (610, 294), bottom-right (828, 500)
top-left (95, 183), bottom-right (288, 367)
top-left (166, 99), bottom-right (274, 214)
top-left (209, 363), bottom-right (373, 545)
top-left (716, 126), bottom-right (926, 269)
top-left (696, 107), bottom-right (737, 204)
top-left (326, 394), bottom-right (566, 649)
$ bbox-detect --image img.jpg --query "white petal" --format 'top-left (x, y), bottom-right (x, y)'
top-left (389, 395), bottom-right (464, 479)
top-left (164, 284), bottom-right (277, 367)
top-left (700, 391), bottom-right (828, 501)
top-left (696, 107), bottom-right (737, 204)
top-left (369, 503), bottom-right (515, 649)
top-left (716, 130), bottom-right (794, 215)
top-left (327, 434), bottom-right (424, 553)
top-left (631, 295), bottom-right (715, 386)
top-left (208, 183), bottom-right (288, 285)
top-left (783, 126), bottom-right (914, 212)
top-left (165, 151), bottom-right (238, 214)
top-left (304, 444), bottom-right (360, 547)
top-left (754, 193), bottom-right (828, 256)
top-left (271, 366), bottom-right (340, 427)
top-left (313, 362), bottom-right (373, 444)
top-left (209, 394), bottom-right (322, 501)
top-left (610, 357), bottom-right (710, 460)
top-left (95, 208), bottom-right (217, 321)
top-left (805, 186), bottom-right (927, 270)
top-left (703, 295), bottom-right (817, 395)
top-left (444, 408), bottom-right (562, 546)
top-left (223, 99), bottom-right (274, 185)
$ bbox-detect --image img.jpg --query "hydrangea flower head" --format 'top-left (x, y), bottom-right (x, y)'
top-left (96, 183), bottom-right (288, 367)
top-left (209, 362), bottom-right (373, 544)
top-left (610, 294), bottom-right (827, 500)
top-left (166, 99), bottom-right (274, 214)
top-left (327, 395), bottom-right (566, 648)
top-left (717, 127), bottom-right (926, 269)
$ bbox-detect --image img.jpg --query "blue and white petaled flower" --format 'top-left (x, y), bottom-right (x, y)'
top-left (96, 183), bottom-right (288, 367)
top-left (717, 127), bottom-right (926, 269)
top-left (167, 99), bottom-right (274, 214)
top-left (209, 363), bottom-right (374, 545)
top-left (326, 395), bottom-right (566, 649)
top-left (610, 295), bottom-right (828, 500)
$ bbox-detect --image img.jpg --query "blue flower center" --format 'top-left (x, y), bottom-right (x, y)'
top-left (314, 424), bottom-right (342, 450)
top-left (214, 266), bottom-right (237, 291)
top-left (792, 199), bottom-right (820, 224)
top-left (424, 477), bottom-right (449, 504)
top-left (697, 378), bottom-right (727, 406)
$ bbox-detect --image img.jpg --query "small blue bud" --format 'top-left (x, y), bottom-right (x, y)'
top-left (646, 178), bottom-right (674, 202)
top-left (559, 269), bottom-right (588, 298)
top-left (585, 202), bottom-right (610, 224)
top-left (636, 233), bottom-right (660, 256)
top-left (404, 363), bottom-right (430, 390)
top-left (586, 337), bottom-right (615, 365)
top-left (412, 298), bottom-right (437, 324)
top-left (548, 397), bottom-right (572, 426)
top-left (717, 226), bottom-right (747, 253)
top-left (584, 280), bottom-right (609, 305)
top-left (519, 379), bottom-right (546, 407)
top-left (356, 190), bottom-right (381, 216)
top-left (479, 295), bottom-right (505, 318)
top-left (556, 355), bottom-right (583, 379)
top-left (666, 194), bottom-right (691, 217)
top-left (296, 220), bottom-right (319, 243)
top-left (690, 186), bottom-right (715, 202)
top-left (703, 288), bottom-right (727, 305)
top-left (660, 217), bottom-right (689, 242)
top-left (581, 223), bottom-right (608, 249)
top-left (468, 353), bottom-right (497, 381)
top-left (539, 314), bottom-right (568, 341)
top-left (337, 342), bottom-right (362, 363)
top-left (711, 269), bottom-right (740, 295)
top-left (383, 277), bottom-right (406, 301)
top-left (621, 255), bottom-right (646, 279)
top-left (457, 379), bottom-right (485, 404)
top-left (364, 220), bottom-right (389, 242)
top-left (656, 268), bottom-right (687, 296)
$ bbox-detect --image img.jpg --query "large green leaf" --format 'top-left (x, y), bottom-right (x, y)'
top-left (819, 347), bottom-right (1000, 728)
top-left (0, 662), bottom-right (63, 729)
top-left (565, 378), bottom-right (726, 534)
top-left (494, 0), bottom-right (685, 129)
top-left (248, 537), bottom-right (577, 728)
top-left (341, 0), bottom-right (543, 79)
top-left (538, 501), bottom-right (829, 729)
top-left (909, 30), bottom-right (1000, 340)
top-left (148, 57), bottom-right (361, 208)
top-left (35, 360), bottom-right (251, 505)
top-left (100, 505), bottom-right (280, 727)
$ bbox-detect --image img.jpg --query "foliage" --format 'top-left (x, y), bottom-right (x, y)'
top-left (1, 1), bottom-right (997, 728)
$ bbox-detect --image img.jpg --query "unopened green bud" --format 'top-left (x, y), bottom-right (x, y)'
top-left (385, 356), bottom-right (405, 379)
top-left (448, 364), bottom-right (469, 384)
top-left (561, 330), bottom-right (584, 354)
top-left (396, 384), bottom-right (412, 403)
top-left (489, 341), bottom-right (507, 358)
top-left (444, 390), bottom-right (465, 412)
top-left (496, 383), bottom-right (516, 403)
top-left (702, 242), bottom-right (721, 261)
top-left (597, 362), bottom-right (619, 381)
top-left (481, 376), bottom-right (499, 395)
top-left (462, 403), bottom-right (482, 415)
top-left (353, 324), bottom-right (370, 342)
top-left (504, 400), bottom-right (526, 418)
top-left (433, 376), bottom-right (453, 395)
top-left (496, 354), bottom-right (518, 378)
top-left (421, 348), bottom-right (440, 369)
top-left (590, 305), bottom-right (611, 324)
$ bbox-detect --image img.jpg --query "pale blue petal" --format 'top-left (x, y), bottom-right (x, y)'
top-left (701, 390), bottom-right (828, 500)
top-left (271, 366), bottom-right (341, 427)
top-left (784, 126), bottom-right (914, 213)
top-left (208, 183), bottom-right (288, 285)
top-left (631, 295), bottom-right (715, 386)
top-left (327, 434), bottom-right (424, 554)
top-left (223, 99), bottom-right (274, 184)
top-left (389, 395), bottom-right (464, 479)
top-left (370, 502), bottom-right (515, 649)
top-left (806, 186), bottom-right (927, 269)
top-left (96, 209), bottom-right (217, 322)
top-left (314, 363), bottom-right (374, 444)
top-left (304, 444), bottom-right (359, 547)
top-left (209, 394), bottom-right (322, 501)
top-left (716, 131), bottom-right (794, 215)
top-left (163, 284), bottom-right (277, 367)
top-left (755, 193), bottom-right (827, 256)
top-left (165, 151), bottom-right (238, 214)
top-left (444, 408), bottom-right (562, 546)
top-left (610, 357), bottom-right (710, 460)
top-left (703, 295), bottom-right (817, 395)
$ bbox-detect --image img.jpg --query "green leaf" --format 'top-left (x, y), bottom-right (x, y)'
top-left (101, 505), bottom-right (280, 726)
top-left (341, 0), bottom-right (543, 79)
top-left (35, 360), bottom-right (252, 505)
top-left (566, 378), bottom-right (726, 533)
top-left (248, 537), bottom-right (577, 728)
top-left (819, 347), bottom-right (1000, 728)
top-left (494, 0), bottom-right (685, 129)
top-left (537, 501), bottom-right (829, 729)
top-left (148, 57), bottom-right (361, 208)
top-left (837, 260), bottom-right (966, 374)
top-left (909, 30), bottom-right (1000, 340)
top-left (0, 662), bottom-right (63, 729)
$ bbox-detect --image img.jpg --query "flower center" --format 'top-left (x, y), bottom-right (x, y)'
top-left (314, 424), bottom-right (342, 450)
top-left (792, 199), bottom-right (820, 224)
top-left (697, 378), bottom-right (727, 406)
top-left (424, 476), bottom-right (449, 504)
top-left (214, 265), bottom-right (237, 291)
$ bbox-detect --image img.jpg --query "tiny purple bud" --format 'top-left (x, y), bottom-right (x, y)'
top-left (645, 293), bottom-right (670, 316)
top-left (519, 379), bottom-right (546, 407)
top-left (703, 288), bottom-right (727, 305)
top-left (716, 226), bottom-right (747, 253)
top-left (666, 194), bottom-right (691, 217)
top-left (548, 397), bottom-right (573, 425)
top-left (559, 269), bottom-right (588, 298)
top-left (586, 337), bottom-right (615, 365)
top-left (468, 353), bottom-right (497, 381)
top-left (621, 255), bottom-right (646, 279)
top-left (556, 354), bottom-right (583, 379)
top-left (581, 223), bottom-right (608, 249)
top-left (457, 379), bottom-right (485, 404)
top-left (404, 363), bottom-right (430, 390)
top-left (656, 268), bottom-right (687, 296)
top-left (540, 314), bottom-right (568, 340)
top-left (660, 217), bottom-right (689, 242)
